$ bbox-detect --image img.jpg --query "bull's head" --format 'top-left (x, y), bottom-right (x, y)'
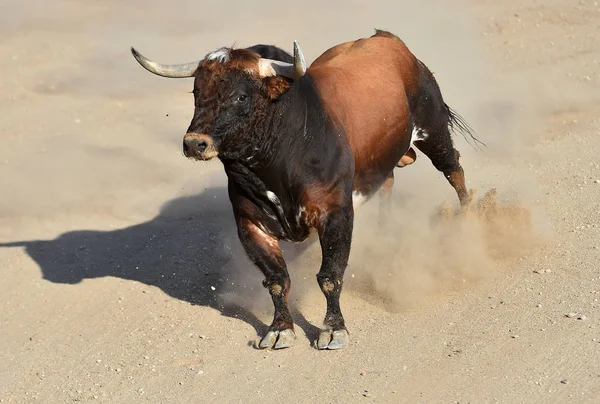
top-left (130, 42), bottom-right (306, 161)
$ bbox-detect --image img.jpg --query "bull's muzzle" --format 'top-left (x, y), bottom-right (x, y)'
top-left (183, 133), bottom-right (218, 161)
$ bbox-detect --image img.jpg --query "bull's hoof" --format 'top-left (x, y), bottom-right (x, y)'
top-left (317, 329), bottom-right (349, 350)
top-left (258, 328), bottom-right (296, 350)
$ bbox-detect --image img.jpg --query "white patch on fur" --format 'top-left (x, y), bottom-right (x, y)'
top-left (296, 206), bottom-right (306, 222)
top-left (410, 126), bottom-right (429, 146)
top-left (206, 48), bottom-right (230, 63)
top-left (264, 191), bottom-right (283, 220)
top-left (352, 191), bottom-right (368, 209)
top-left (266, 191), bottom-right (279, 205)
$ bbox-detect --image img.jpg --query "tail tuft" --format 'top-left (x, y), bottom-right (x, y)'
top-left (446, 104), bottom-right (486, 151)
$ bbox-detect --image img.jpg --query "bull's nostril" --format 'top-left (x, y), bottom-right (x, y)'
top-left (197, 140), bottom-right (208, 153)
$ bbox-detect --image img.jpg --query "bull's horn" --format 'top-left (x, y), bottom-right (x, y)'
top-left (130, 47), bottom-right (200, 78)
top-left (257, 40), bottom-right (306, 79)
top-left (292, 40), bottom-right (307, 77)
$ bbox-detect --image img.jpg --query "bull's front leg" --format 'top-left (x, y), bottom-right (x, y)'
top-left (316, 202), bottom-right (354, 350)
top-left (237, 217), bottom-right (295, 349)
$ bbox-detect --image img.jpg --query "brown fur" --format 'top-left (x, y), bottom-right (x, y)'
top-left (190, 49), bottom-right (290, 136)
top-left (194, 49), bottom-right (261, 92)
top-left (299, 183), bottom-right (346, 229)
top-left (262, 76), bottom-right (292, 100)
top-left (447, 167), bottom-right (470, 205)
top-left (203, 49), bottom-right (261, 72)
top-left (307, 33), bottom-right (420, 195)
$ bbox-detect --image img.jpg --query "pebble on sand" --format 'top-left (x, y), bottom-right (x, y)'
top-left (578, 315), bottom-right (587, 321)
top-left (561, 379), bottom-right (569, 384)
top-left (566, 312), bottom-right (577, 318)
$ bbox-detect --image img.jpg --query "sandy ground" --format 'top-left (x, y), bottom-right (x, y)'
top-left (1, 0), bottom-right (600, 402)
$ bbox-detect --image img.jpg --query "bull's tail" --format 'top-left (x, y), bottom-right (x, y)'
top-left (372, 28), bottom-right (485, 150)
top-left (415, 58), bottom-right (485, 151)
top-left (446, 104), bottom-right (485, 151)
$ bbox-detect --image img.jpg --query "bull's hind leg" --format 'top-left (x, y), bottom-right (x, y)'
top-left (237, 218), bottom-right (296, 349)
top-left (413, 130), bottom-right (471, 206)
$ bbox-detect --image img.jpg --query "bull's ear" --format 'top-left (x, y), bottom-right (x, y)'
top-left (262, 76), bottom-right (292, 100)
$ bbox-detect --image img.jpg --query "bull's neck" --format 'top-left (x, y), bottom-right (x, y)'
top-left (224, 74), bottom-right (330, 197)
top-left (252, 76), bottom-right (320, 168)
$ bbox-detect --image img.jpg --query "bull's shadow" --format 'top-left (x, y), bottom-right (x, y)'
top-left (0, 186), bottom-right (320, 344)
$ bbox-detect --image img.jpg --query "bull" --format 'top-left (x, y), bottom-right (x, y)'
top-left (130, 30), bottom-right (482, 350)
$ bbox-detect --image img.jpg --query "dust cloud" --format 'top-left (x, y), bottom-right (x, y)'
top-left (211, 1), bottom-right (551, 314)
top-left (0, 0), bottom-right (549, 315)
top-left (336, 188), bottom-right (546, 312)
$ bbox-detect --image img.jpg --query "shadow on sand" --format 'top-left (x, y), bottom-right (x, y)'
top-left (0, 186), bottom-right (322, 345)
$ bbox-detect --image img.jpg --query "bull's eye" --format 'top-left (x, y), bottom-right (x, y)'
top-left (236, 94), bottom-right (247, 103)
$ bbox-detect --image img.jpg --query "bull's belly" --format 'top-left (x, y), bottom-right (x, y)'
top-left (350, 125), bottom-right (426, 209)
top-left (350, 172), bottom-right (391, 210)
top-left (350, 152), bottom-right (405, 208)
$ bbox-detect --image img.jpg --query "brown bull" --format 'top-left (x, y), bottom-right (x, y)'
top-left (131, 30), bottom-right (482, 350)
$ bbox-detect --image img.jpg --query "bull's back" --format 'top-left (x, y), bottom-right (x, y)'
top-left (308, 35), bottom-right (419, 195)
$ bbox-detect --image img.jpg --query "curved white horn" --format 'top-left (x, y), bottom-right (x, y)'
top-left (257, 40), bottom-right (307, 79)
top-left (130, 47), bottom-right (200, 78)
